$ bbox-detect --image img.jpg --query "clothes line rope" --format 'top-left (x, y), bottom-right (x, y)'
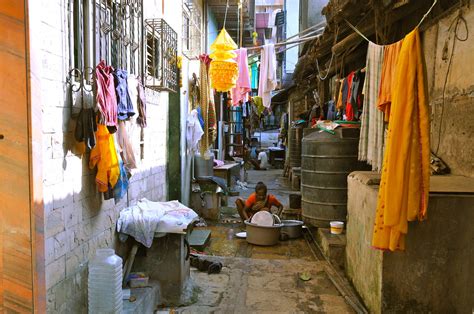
top-left (246, 30), bottom-right (325, 61)
top-left (345, 0), bottom-right (438, 45)
top-left (223, 0), bottom-right (230, 29)
top-left (246, 29), bottom-right (324, 52)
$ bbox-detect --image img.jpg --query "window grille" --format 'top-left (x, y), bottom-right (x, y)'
top-left (95, 0), bottom-right (143, 75)
top-left (144, 18), bottom-right (178, 93)
top-left (68, 0), bottom-right (143, 76)
top-left (68, 0), bottom-right (145, 158)
top-left (182, 0), bottom-right (202, 59)
top-left (67, 0), bottom-right (95, 116)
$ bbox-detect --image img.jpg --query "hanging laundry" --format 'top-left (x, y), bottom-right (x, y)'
top-left (89, 124), bottom-right (120, 193)
top-left (253, 96), bottom-right (265, 117)
top-left (113, 157), bottom-right (129, 204)
top-left (242, 101), bottom-right (248, 117)
top-left (342, 71), bottom-right (355, 120)
top-left (136, 76), bottom-right (147, 128)
top-left (116, 120), bottom-right (137, 173)
top-left (127, 74), bottom-right (139, 121)
top-left (113, 69), bottom-right (135, 120)
top-left (378, 40), bottom-right (403, 122)
top-left (186, 109), bottom-right (204, 153)
top-left (235, 105), bottom-right (243, 133)
top-left (74, 108), bottom-right (97, 150)
top-left (250, 62), bottom-right (259, 90)
top-left (258, 44), bottom-right (277, 108)
top-left (95, 60), bottom-right (118, 131)
top-left (189, 73), bottom-right (200, 110)
top-left (209, 29), bottom-right (239, 92)
top-left (326, 100), bottom-right (336, 121)
top-left (231, 48), bottom-right (252, 106)
top-left (335, 78), bottom-right (345, 111)
top-left (372, 29), bottom-right (430, 251)
top-left (350, 70), bottom-right (365, 120)
top-left (196, 107), bottom-right (205, 130)
top-left (199, 54), bottom-right (215, 156)
top-left (208, 96), bottom-right (217, 142)
top-left (358, 42), bottom-right (385, 171)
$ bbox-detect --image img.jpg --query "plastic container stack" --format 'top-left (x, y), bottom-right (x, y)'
top-left (88, 249), bottom-right (123, 314)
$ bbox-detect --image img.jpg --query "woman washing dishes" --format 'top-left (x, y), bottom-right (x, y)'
top-left (235, 182), bottom-right (283, 223)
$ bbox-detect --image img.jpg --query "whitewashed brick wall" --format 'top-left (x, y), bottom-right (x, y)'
top-left (38, 0), bottom-right (170, 312)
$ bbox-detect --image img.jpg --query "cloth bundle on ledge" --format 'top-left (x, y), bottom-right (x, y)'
top-left (117, 199), bottom-right (198, 247)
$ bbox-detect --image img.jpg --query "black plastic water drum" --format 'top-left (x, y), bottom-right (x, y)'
top-left (301, 126), bottom-right (369, 227)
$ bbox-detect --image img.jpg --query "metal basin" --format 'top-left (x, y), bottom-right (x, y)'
top-left (281, 220), bottom-right (304, 239)
top-left (244, 220), bottom-right (283, 246)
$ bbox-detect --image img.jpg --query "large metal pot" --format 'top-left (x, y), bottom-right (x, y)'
top-left (245, 220), bottom-right (283, 246)
top-left (281, 220), bottom-right (304, 239)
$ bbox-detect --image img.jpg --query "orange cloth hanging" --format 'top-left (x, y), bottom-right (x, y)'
top-left (89, 124), bottom-right (120, 192)
top-left (372, 29), bottom-right (430, 251)
top-left (377, 40), bottom-right (403, 122)
top-left (336, 78), bottom-right (344, 110)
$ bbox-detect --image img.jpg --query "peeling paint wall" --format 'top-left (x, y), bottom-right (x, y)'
top-left (423, 3), bottom-right (474, 177)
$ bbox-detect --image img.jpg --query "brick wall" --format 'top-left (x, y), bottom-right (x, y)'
top-left (37, 0), bottom-right (170, 312)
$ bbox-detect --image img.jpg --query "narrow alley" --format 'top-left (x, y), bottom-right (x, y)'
top-left (160, 169), bottom-right (358, 313)
top-left (1, 0), bottom-right (473, 313)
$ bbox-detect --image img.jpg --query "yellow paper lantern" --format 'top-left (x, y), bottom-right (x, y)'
top-left (209, 28), bottom-right (239, 92)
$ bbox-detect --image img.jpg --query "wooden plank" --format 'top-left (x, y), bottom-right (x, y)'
top-left (0, 1), bottom-right (35, 312)
top-left (430, 176), bottom-right (474, 194)
top-left (214, 162), bottom-right (240, 170)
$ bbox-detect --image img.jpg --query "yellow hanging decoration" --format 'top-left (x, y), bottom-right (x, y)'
top-left (209, 28), bottom-right (239, 92)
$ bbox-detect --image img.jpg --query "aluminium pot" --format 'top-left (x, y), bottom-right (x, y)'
top-left (281, 220), bottom-right (304, 239)
top-left (244, 220), bottom-right (283, 246)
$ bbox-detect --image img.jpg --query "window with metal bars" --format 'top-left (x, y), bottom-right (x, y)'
top-left (68, 0), bottom-right (146, 158)
top-left (182, 0), bottom-right (202, 59)
top-left (67, 0), bottom-right (95, 116)
top-left (68, 0), bottom-right (143, 81)
top-left (144, 18), bottom-right (178, 93)
top-left (95, 0), bottom-right (143, 75)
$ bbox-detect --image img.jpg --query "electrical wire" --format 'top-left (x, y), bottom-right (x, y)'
top-left (434, 8), bottom-right (468, 154)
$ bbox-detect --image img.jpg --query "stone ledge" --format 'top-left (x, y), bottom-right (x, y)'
top-left (124, 281), bottom-right (160, 314)
top-left (348, 171), bottom-right (381, 186)
top-left (315, 228), bottom-right (346, 270)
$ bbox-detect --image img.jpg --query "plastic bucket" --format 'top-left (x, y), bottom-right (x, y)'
top-left (245, 220), bottom-right (282, 246)
top-left (330, 221), bottom-right (344, 234)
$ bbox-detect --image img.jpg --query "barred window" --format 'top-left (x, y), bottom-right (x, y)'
top-left (144, 18), bottom-right (178, 93)
top-left (182, 0), bottom-right (202, 59)
top-left (95, 0), bottom-right (143, 75)
top-left (68, 0), bottom-right (143, 79)
top-left (68, 0), bottom-right (94, 83)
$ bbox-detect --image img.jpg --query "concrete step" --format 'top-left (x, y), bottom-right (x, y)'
top-left (124, 281), bottom-right (160, 314)
top-left (315, 228), bottom-right (346, 270)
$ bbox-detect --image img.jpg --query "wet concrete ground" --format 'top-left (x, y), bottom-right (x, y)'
top-left (162, 169), bottom-right (355, 313)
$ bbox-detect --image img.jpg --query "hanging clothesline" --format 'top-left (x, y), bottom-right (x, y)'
top-left (188, 23), bottom-right (325, 61)
top-left (247, 41), bottom-right (307, 66)
top-left (246, 29), bottom-right (325, 64)
top-left (246, 28), bottom-right (325, 52)
top-left (345, 0), bottom-right (438, 46)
